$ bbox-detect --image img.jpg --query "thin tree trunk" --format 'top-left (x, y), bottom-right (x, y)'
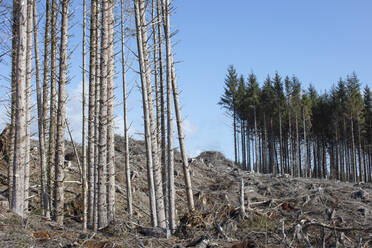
top-left (97, 0), bottom-right (109, 229)
top-left (357, 121), bottom-right (364, 182)
top-left (164, 6), bottom-right (195, 210)
top-left (33, 0), bottom-right (50, 218)
top-left (49, 0), bottom-right (58, 214)
top-left (295, 112), bottom-right (300, 177)
top-left (134, 0), bottom-right (158, 227)
top-left (351, 118), bottom-right (357, 182)
top-left (254, 105), bottom-right (258, 172)
top-left (42, 0), bottom-right (51, 215)
top-left (54, 0), bottom-right (69, 225)
top-left (93, 0), bottom-right (101, 231)
top-left (157, 0), bottom-right (167, 221)
top-left (8, 0), bottom-right (18, 208)
top-left (120, 0), bottom-right (132, 218)
top-left (106, 0), bottom-right (115, 224)
top-left (138, 0), bottom-right (166, 228)
top-left (24, 0), bottom-right (33, 213)
top-left (87, 0), bottom-right (97, 228)
top-left (170, 59), bottom-right (195, 212)
top-left (162, 0), bottom-right (176, 232)
top-left (81, 0), bottom-right (88, 231)
top-left (12, 0), bottom-right (27, 218)
top-left (152, 0), bottom-right (161, 147)
top-left (303, 107), bottom-right (308, 178)
top-left (279, 107), bottom-right (283, 174)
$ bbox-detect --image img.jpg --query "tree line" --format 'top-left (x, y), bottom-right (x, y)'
top-left (220, 65), bottom-right (372, 183)
top-left (5, 0), bottom-right (194, 234)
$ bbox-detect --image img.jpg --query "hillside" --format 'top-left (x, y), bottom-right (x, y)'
top-left (0, 136), bottom-right (371, 247)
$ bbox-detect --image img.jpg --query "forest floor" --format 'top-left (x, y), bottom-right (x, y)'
top-left (0, 135), bottom-right (371, 247)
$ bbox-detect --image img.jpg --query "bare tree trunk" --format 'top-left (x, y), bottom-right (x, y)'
top-left (303, 107), bottom-right (308, 178)
top-left (93, 0), bottom-right (101, 231)
top-left (133, 0), bottom-right (158, 227)
top-left (120, 0), bottom-right (132, 218)
top-left (254, 105), bottom-right (258, 172)
top-left (24, 0), bottom-right (33, 213)
top-left (8, 0), bottom-right (18, 208)
top-left (351, 118), bottom-right (357, 182)
top-left (279, 107), bottom-right (283, 174)
top-left (106, 0), bottom-right (115, 224)
top-left (162, 0), bottom-right (176, 232)
top-left (12, 0), bottom-right (27, 218)
top-left (81, 0), bottom-right (88, 231)
top-left (33, 0), bottom-right (50, 219)
top-left (156, 0), bottom-right (167, 221)
top-left (357, 121), bottom-right (364, 182)
top-left (49, 0), bottom-right (58, 214)
top-left (138, 0), bottom-right (166, 228)
top-left (152, 0), bottom-right (161, 147)
top-left (42, 0), bottom-right (51, 216)
top-left (170, 59), bottom-right (195, 212)
top-left (295, 112), bottom-right (301, 177)
top-left (87, 0), bottom-right (97, 228)
top-left (54, 0), bottom-right (69, 225)
top-left (97, 0), bottom-right (109, 229)
top-left (162, 4), bottom-right (195, 211)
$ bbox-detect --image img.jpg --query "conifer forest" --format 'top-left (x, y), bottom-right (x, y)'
top-left (0, 1), bottom-right (371, 247)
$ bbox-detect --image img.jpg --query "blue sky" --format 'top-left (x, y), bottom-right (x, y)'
top-left (0, 1), bottom-right (371, 159)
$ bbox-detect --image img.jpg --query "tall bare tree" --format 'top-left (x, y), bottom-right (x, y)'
top-left (12, 0), bottom-right (27, 217)
top-left (156, 0), bottom-right (167, 217)
top-left (8, 0), bottom-right (18, 208)
top-left (107, 0), bottom-right (115, 223)
top-left (162, 0), bottom-right (176, 232)
top-left (33, 0), bottom-right (50, 218)
top-left (97, 0), bottom-right (109, 229)
top-left (82, 0), bottom-right (88, 231)
top-left (24, 0), bottom-right (32, 213)
top-left (54, 0), bottom-right (69, 225)
top-left (49, 0), bottom-right (58, 214)
top-left (120, 0), bottom-right (133, 218)
top-left (87, 0), bottom-right (97, 228)
top-left (133, 0), bottom-right (158, 227)
top-left (138, 0), bottom-right (166, 228)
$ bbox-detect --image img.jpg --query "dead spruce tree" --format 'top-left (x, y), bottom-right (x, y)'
top-left (133, 0), bottom-right (158, 227)
top-left (54, 0), bottom-right (69, 225)
top-left (32, 0), bottom-right (50, 218)
top-left (162, 0), bottom-right (175, 232)
top-left (120, 0), bottom-right (133, 217)
top-left (8, 0), bottom-right (18, 208)
top-left (82, 0), bottom-right (88, 231)
top-left (97, 0), bottom-right (109, 229)
top-left (24, 0), bottom-right (32, 213)
top-left (49, 0), bottom-right (58, 213)
top-left (138, 0), bottom-right (166, 228)
top-left (12, 0), bottom-right (27, 217)
top-left (107, 0), bottom-right (115, 223)
top-left (87, 0), bottom-right (97, 228)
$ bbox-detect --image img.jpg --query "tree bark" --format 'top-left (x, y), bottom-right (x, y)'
top-left (120, 0), bottom-right (132, 218)
top-left (106, 0), bottom-right (115, 224)
top-left (33, 0), bottom-right (50, 218)
top-left (87, 0), bottom-right (97, 228)
top-left (12, 0), bottom-right (27, 218)
top-left (49, 0), bottom-right (58, 214)
top-left (163, 0), bottom-right (176, 232)
top-left (138, 0), bottom-right (166, 228)
top-left (54, 0), bottom-right (69, 225)
top-left (134, 0), bottom-right (158, 227)
top-left (24, 0), bottom-right (33, 213)
top-left (82, 0), bottom-right (88, 231)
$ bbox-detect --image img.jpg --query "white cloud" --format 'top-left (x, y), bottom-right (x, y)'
top-left (182, 119), bottom-right (199, 139)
